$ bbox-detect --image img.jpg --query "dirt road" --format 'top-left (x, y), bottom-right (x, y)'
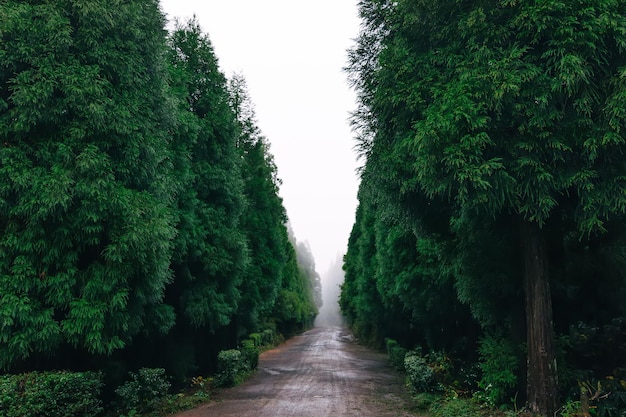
top-left (173, 326), bottom-right (417, 417)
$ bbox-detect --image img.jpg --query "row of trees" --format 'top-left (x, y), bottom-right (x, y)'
top-left (342, 1), bottom-right (626, 416)
top-left (0, 0), bottom-right (321, 380)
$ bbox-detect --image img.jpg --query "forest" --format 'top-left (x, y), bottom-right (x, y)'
top-left (341, 1), bottom-right (626, 416)
top-left (0, 0), bottom-right (322, 409)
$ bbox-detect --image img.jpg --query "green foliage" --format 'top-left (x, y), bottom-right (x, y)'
top-left (341, 199), bottom-right (400, 346)
top-left (159, 390), bottom-right (211, 416)
top-left (558, 400), bottom-right (584, 417)
top-left (430, 397), bottom-right (482, 417)
top-left (385, 339), bottom-right (407, 371)
top-left (412, 392), bottom-right (439, 411)
top-left (229, 75), bottom-right (318, 335)
top-left (0, 0), bottom-right (323, 400)
top-left (0, 0), bottom-right (176, 369)
top-left (404, 349), bottom-right (453, 394)
top-left (385, 338), bottom-right (399, 355)
top-left (231, 77), bottom-right (284, 327)
top-left (272, 224), bottom-right (318, 335)
top-left (476, 333), bottom-right (520, 407)
top-left (240, 339), bottom-right (259, 371)
top-left (0, 371), bottom-right (103, 417)
top-left (261, 329), bottom-right (275, 345)
top-left (597, 372), bottom-right (626, 417)
top-left (115, 368), bottom-right (170, 414)
top-left (249, 333), bottom-right (262, 347)
top-left (344, 0), bottom-right (626, 414)
top-left (216, 349), bottom-right (243, 387)
top-left (295, 240), bottom-right (323, 310)
top-left (214, 339), bottom-right (263, 388)
top-left (404, 351), bottom-right (435, 393)
top-left (167, 17), bottom-right (247, 333)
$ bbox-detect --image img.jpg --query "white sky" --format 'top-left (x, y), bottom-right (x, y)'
top-left (159, 1), bottom-right (362, 272)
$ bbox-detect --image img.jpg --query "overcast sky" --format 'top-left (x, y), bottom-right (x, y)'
top-left (159, 1), bottom-right (362, 272)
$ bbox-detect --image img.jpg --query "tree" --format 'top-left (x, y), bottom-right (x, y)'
top-left (346, 1), bottom-right (626, 414)
top-left (131, 18), bottom-right (249, 377)
top-left (290, 228), bottom-right (322, 311)
top-left (0, 0), bottom-right (176, 370)
top-left (166, 18), bottom-right (247, 334)
top-left (229, 74), bottom-right (291, 333)
top-left (341, 185), bottom-right (400, 346)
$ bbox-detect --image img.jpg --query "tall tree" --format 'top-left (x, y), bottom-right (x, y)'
top-left (0, 0), bottom-right (176, 370)
top-left (229, 75), bottom-right (319, 335)
top-left (346, 1), bottom-right (626, 414)
top-left (290, 228), bottom-right (322, 311)
top-left (229, 74), bottom-right (290, 334)
top-left (150, 18), bottom-right (249, 376)
top-left (166, 18), bottom-right (247, 334)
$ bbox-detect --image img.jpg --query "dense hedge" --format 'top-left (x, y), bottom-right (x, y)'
top-left (0, 371), bottom-right (103, 417)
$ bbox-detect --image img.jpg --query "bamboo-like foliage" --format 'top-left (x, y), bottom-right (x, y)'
top-left (344, 1), bottom-right (626, 415)
top-left (0, 0), bottom-right (176, 368)
top-left (0, 5), bottom-right (320, 377)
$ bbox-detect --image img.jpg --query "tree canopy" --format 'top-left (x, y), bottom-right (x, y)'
top-left (0, 3), bottom-right (320, 382)
top-left (0, 0), bottom-right (177, 368)
top-left (343, 1), bottom-right (626, 415)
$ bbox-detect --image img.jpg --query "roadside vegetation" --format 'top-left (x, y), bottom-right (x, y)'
top-left (342, 1), bottom-right (626, 416)
top-left (0, 1), bottom-right (321, 416)
top-left (385, 337), bottom-right (625, 417)
top-left (0, 329), bottom-right (282, 417)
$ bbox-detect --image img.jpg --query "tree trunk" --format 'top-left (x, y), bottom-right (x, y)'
top-left (521, 219), bottom-right (558, 416)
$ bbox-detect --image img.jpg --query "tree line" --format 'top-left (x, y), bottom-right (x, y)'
top-left (0, 0), bottom-right (321, 381)
top-left (341, 1), bottom-right (626, 416)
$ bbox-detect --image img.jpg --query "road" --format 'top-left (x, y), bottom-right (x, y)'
top-left (173, 326), bottom-right (418, 417)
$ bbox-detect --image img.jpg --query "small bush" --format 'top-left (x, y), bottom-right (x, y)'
top-left (240, 339), bottom-right (259, 371)
top-left (0, 371), bottom-right (103, 417)
top-left (249, 333), bottom-right (262, 347)
top-left (476, 333), bottom-right (519, 407)
top-left (115, 368), bottom-right (170, 414)
top-left (385, 339), bottom-right (408, 370)
top-left (261, 329), bottom-right (274, 345)
top-left (385, 338), bottom-right (398, 355)
top-left (413, 392), bottom-right (439, 411)
top-left (431, 397), bottom-right (482, 417)
top-left (216, 349), bottom-right (243, 387)
top-left (405, 350), bottom-right (435, 393)
top-left (159, 390), bottom-right (211, 415)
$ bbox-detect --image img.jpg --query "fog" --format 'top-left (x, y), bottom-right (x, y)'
top-left (314, 253), bottom-right (346, 328)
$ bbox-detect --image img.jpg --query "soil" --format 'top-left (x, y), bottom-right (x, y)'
top-left (170, 326), bottom-right (420, 417)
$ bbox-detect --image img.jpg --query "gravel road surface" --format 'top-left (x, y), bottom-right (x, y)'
top-left (172, 326), bottom-right (417, 417)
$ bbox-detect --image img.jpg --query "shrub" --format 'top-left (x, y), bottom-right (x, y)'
top-left (240, 339), bottom-right (259, 371)
top-left (405, 350), bottom-right (435, 393)
top-left (430, 397), bottom-right (482, 417)
top-left (595, 371), bottom-right (626, 417)
top-left (385, 339), bottom-right (408, 370)
top-left (0, 371), bottom-right (103, 417)
top-left (424, 351), bottom-right (454, 388)
top-left (216, 349), bottom-right (243, 387)
top-left (476, 333), bottom-right (519, 407)
top-left (385, 338), bottom-right (398, 355)
top-left (115, 368), bottom-right (170, 414)
top-left (249, 333), bottom-right (262, 347)
top-left (261, 329), bottom-right (274, 345)
top-left (413, 392), bottom-right (439, 411)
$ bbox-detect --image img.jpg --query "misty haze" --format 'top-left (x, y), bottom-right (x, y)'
top-left (314, 254), bottom-right (346, 328)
